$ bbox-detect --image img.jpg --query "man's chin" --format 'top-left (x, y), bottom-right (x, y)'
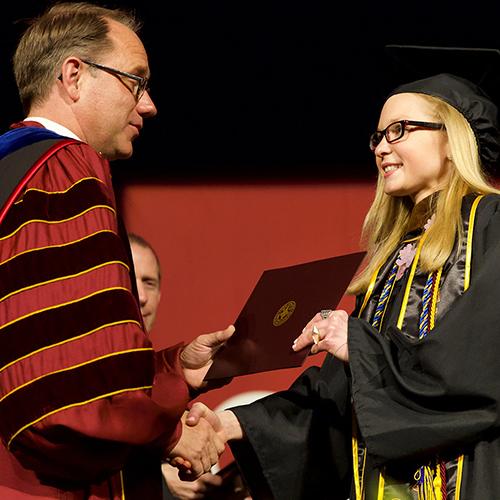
top-left (106, 146), bottom-right (134, 161)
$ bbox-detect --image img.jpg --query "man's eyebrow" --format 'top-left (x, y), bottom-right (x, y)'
top-left (129, 64), bottom-right (150, 78)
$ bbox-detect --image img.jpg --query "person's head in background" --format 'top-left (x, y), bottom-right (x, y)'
top-left (128, 234), bottom-right (234, 498)
top-left (129, 233), bottom-right (161, 332)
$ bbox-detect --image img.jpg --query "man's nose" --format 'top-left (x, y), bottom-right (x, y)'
top-left (137, 90), bottom-right (157, 118)
top-left (137, 280), bottom-right (147, 306)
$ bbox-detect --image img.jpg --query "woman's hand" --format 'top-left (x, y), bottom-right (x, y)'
top-left (292, 309), bottom-right (349, 362)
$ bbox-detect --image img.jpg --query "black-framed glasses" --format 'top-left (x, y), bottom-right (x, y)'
top-left (82, 59), bottom-right (149, 101)
top-left (369, 120), bottom-right (444, 151)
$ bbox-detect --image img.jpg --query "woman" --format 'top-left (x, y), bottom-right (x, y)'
top-left (209, 73), bottom-right (500, 499)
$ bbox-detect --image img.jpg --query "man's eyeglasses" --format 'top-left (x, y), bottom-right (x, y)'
top-left (82, 59), bottom-right (149, 101)
top-left (369, 120), bottom-right (444, 151)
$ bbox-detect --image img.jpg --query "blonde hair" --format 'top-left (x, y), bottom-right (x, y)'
top-left (13, 2), bottom-right (141, 113)
top-left (348, 94), bottom-right (500, 295)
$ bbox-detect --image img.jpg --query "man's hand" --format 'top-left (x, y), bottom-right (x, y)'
top-left (186, 403), bottom-right (244, 442)
top-left (168, 409), bottom-right (226, 481)
top-left (180, 325), bottom-right (235, 390)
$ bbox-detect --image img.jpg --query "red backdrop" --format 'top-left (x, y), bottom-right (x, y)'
top-left (121, 178), bottom-right (375, 466)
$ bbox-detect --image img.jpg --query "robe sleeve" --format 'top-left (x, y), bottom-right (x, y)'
top-left (349, 194), bottom-right (500, 465)
top-left (230, 356), bottom-right (352, 500)
top-left (0, 142), bottom-right (190, 486)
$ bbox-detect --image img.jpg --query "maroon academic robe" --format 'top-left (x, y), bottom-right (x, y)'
top-left (0, 122), bottom-right (190, 498)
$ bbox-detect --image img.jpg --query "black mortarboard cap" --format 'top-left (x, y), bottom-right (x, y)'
top-left (382, 45), bottom-right (500, 169)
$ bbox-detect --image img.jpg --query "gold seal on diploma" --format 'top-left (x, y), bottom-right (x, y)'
top-left (273, 300), bottom-right (297, 326)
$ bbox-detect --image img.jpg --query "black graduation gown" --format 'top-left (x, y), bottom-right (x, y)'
top-left (230, 193), bottom-right (500, 500)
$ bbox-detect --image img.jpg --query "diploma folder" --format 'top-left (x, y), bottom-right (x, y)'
top-left (205, 251), bottom-right (366, 380)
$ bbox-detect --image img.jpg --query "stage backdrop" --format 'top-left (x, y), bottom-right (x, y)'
top-left (120, 178), bottom-right (375, 466)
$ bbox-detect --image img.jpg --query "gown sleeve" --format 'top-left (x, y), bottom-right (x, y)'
top-left (0, 143), bottom-right (190, 487)
top-left (230, 356), bottom-right (352, 500)
top-left (349, 194), bottom-right (500, 465)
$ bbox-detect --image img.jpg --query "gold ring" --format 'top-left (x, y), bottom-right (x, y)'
top-left (312, 325), bottom-right (321, 345)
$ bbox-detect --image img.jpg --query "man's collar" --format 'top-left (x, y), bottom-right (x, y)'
top-left (24, 117), bottom-right (83, 142)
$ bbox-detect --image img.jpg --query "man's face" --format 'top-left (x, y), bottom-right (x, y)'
top-left (130, 242), bottom-right (161, 332)
top-left (78, 19), bottom-right (157, 160)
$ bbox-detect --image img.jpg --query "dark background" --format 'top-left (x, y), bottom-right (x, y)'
top-left (3, 1), bottom-right (500, 181)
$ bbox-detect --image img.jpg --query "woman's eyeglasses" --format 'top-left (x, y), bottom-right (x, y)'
top-left (369, 120), bottom-right (444, 151)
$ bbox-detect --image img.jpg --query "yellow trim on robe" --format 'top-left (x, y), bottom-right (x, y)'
top-left (0, 260), bottom-right (130, 304)
top-left (0, 348), bottom-right (154, 404)
top-left (8, 385), bottom-right (153, 448)
top-left (0, 228), bottom-right (118, 268)
top-left (0, 286), bottom-right (130, 332)
top-left (376, 470), bottom-right (385, 500)
top-left (120, 469), bottom-right (126, 500)
top-left (0, 319), bottom-right (141, 374)
top-left (455, 455), bottom-right (464, 500)
top-left (429, 268), bottom-right (442, 330)
top-left (464, 195), bottom-right (484, 291)
top-left (13, 176), bottom-right (106, 205)
top-left (352, 424), bottom-right (366, 500)
top-left (0, 204), bottom-right (116, 242)
top-left (359, 262), bottom-right (382, 317)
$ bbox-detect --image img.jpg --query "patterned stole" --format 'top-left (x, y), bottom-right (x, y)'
top-left (371, 262), bottom-right (398, 330)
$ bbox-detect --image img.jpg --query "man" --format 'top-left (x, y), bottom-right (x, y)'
top-left (129, 233), bottom-right (163, 334)
top-left (129, 233), bottom-right (226, 499)
top-left (0, 3), bottom-right (232, 498)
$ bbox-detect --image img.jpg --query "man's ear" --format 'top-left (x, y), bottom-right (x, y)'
top-left (58, 57), bottom-right (84, 101)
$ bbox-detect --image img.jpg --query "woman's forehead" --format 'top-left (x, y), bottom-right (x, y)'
top-left (379, 93), bottom-right (434, 124)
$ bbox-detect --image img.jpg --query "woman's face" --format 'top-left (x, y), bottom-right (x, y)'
top-left (373, 93), bottom-right (451, 204)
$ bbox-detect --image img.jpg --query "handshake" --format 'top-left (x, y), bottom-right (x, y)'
top-left (163, 306), bottom-right (350, 480)
top-left (167, 403), bottom-right (241, 480)
top-left (164, 325), bottom-right (243, 480)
